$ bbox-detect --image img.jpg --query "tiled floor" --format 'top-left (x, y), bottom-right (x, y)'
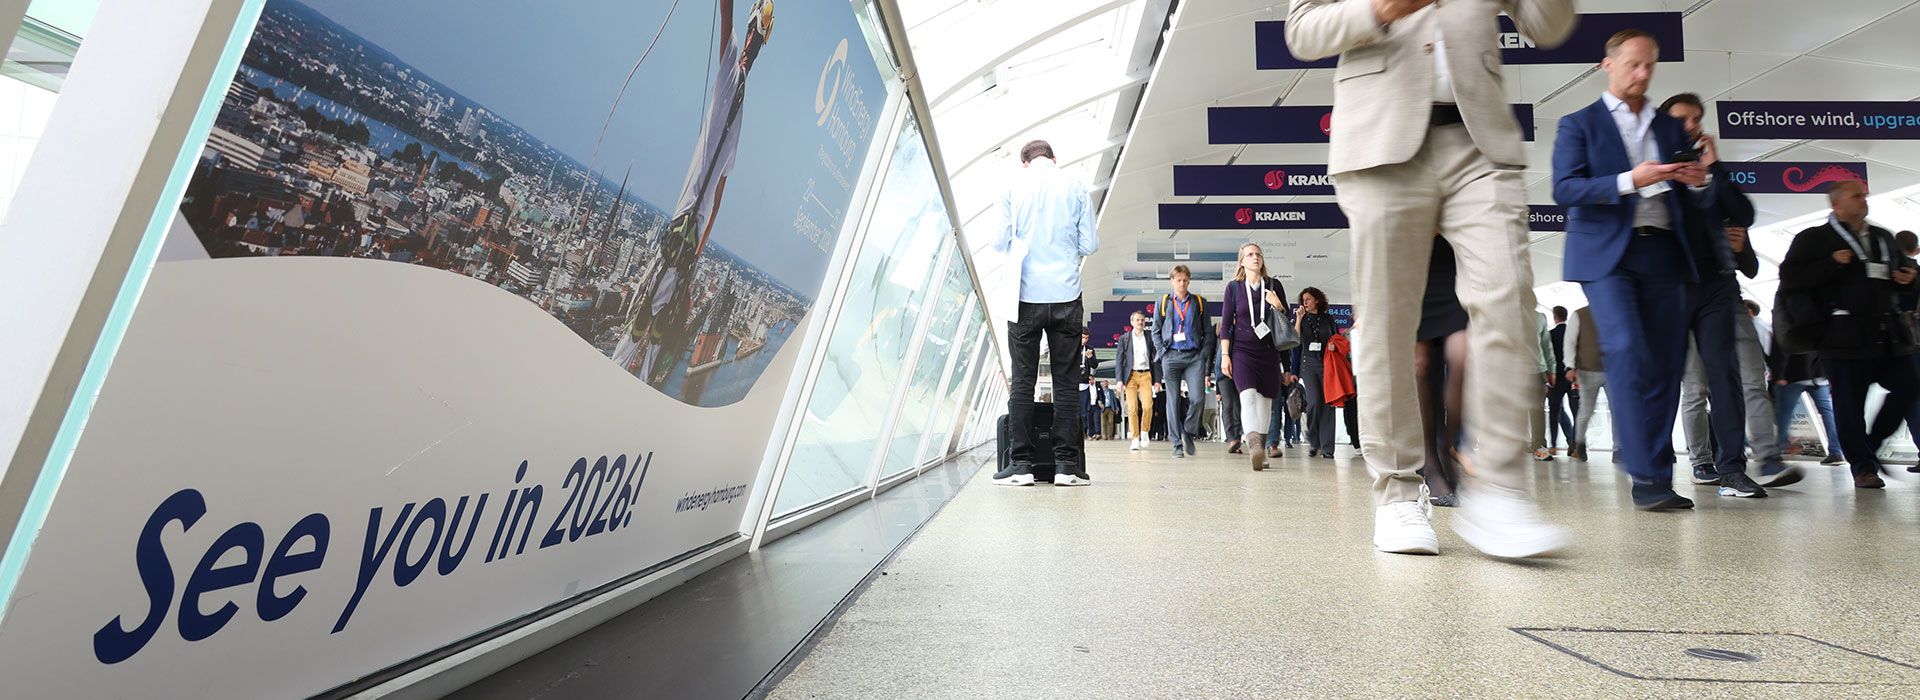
top-left (768, 440), bottom-right (1920, 699)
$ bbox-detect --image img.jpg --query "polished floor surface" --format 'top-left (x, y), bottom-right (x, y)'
top-left (768, 439), bottom-right (1920, 699)
top-left (446, 453), bottom-right (987, 700)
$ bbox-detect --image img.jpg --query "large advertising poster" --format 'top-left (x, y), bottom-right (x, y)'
top-left (181, 0), bottom-right (880, 407)
top-left (0, 1), bottom-right (886, 697)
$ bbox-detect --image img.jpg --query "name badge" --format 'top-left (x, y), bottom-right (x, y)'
top-left (1253, 322), bottom-right (1271, 339)
top-left (1309, 342), bottom-right (1324, 352)
top-left (1174, 332), bottom-right (1187, 342)
top-left (1867, 262), bottom-right (1892, 280)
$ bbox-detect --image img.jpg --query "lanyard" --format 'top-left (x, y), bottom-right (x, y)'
top-left (1244, 278), bottom-right (1263, 322)
top-left (1831, 215), bottom-right (1881, 263)
top-left (1171, 295), bottom-right (1191, 329)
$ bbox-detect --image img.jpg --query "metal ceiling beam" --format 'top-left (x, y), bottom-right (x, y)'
top-left (925, 0), bottom-right (1137, 108)
top-left (948, 69), bottom-right (1150, 178)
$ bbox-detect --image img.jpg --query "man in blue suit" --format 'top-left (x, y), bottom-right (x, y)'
top-left (1553, 29), bottom-right (1714, 511)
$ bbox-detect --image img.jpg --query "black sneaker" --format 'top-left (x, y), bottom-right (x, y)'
top-left (1632, 482), bottom-right (1695, 511)
top-left (1757, 463), bottom-right (1804, 487)
top-left (1908, 464), bottom-right (1920, 474)
top-left (1185, 434), bottom-right (1197, 455)
top-left (1717, 472), bottom-right (1768, 498)
top-left (1822, 453), bottom-right (1846, 466)
top-left (1691, 465), bottom-right (1721, 485)
top-left (992, 462), bottom-right (1035, 486)
top-left (1430, 492), bottom-right (1459, 508)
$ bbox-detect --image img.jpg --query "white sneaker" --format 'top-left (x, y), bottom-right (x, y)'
top-left (1453, 483), bottom-right (1572, 558)
top-left (992, 473), bottom-right (1035, 487)
top-left (1129, 438), bottom-right (1142, 451)
top-left (1374, 497), bottom-right (1439, 555)
top-left (1054, 473), bottom-right (1090, 487)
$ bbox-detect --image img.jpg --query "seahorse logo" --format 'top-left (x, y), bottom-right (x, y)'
top-left (1783, 165), bottom-right (1865, 193)
top-left (1265, 170), bottom-right (1286, 190)
top-left (1235, 207), bottom-right (1254, 225)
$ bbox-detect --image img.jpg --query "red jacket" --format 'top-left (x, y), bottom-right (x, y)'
top-left (1324, 331), bottom-right (1356, 407)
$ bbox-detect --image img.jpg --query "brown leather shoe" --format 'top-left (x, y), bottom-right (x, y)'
top-left (1227, 440), bottom-right (1242, 454)
top-left (1856, 471), bottom-right (1887, 489)
top-left (1267, 445), bottom-right (1283, 459)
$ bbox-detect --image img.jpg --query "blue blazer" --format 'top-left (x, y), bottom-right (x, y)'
top-left (1552, 99), bottom-right (1706, 283)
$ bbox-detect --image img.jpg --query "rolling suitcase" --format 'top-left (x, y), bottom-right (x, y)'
top-left (995, 401), bottom-right (1061, 481)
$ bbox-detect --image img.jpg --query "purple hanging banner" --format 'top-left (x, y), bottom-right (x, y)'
top-left (1209, 104), bottom-right (1534, 144)
top-left (1528, 205), bottom-right (1567, 232)
top-left (1160, 202), bottom-right (1568, 231)
top-left (1255, 12), bottom-right (1684, 70)
top-left (1717, 161), bottom-right (1870, 194)
top-left (1159, 203), bottom-right (1349, 230)
top-left (1174, 165), bottom-right (1335, 196)
top-left (1719, 101), bottom-right (1920, 140)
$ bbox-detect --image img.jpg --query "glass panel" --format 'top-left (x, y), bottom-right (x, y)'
top-left (773, 114), bottom-right (948, 518)
top-left (923, 302), bottom-right (986, 462)
top-left (881, 243), bottom-right (970, 478)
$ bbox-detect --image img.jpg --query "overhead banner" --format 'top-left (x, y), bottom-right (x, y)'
top-left (1718, 161), bottom-right (1870, 194)
top-left (0, 1), bottom-right (887, 698)
top-left (1159, 203), bottom-right (1348, 230)
top-left (1209, 104), bottom-right (1535, 144)
top-left (1255, 12), bottom-right (1684, 70)
top-left (1162, 203), bottom-right (1571, 231)
top-left (1528, 205), bottom-right (1568, 232)
top-left (1718, 101), bottom-right (1920, 140)
top-left (1173, 164), bottom-right (1333, 196)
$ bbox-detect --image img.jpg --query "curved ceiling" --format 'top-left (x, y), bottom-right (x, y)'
top-left (922, 0), bottom-right (1920, 319)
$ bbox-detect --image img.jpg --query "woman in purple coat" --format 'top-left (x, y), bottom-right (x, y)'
top-left (1220, 243), bottom-right (1294, 470)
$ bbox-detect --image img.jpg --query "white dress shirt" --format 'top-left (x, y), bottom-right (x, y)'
top-left (1131, 332), bottom-right (1150, 371)
top-left (1600, 91), bottom-right (1673, 230)
top-left (1402, 7), bottom-right (1455, 104)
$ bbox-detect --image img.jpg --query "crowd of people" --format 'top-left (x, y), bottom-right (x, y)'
top-left (986, 2), bottom-right (1917, 561)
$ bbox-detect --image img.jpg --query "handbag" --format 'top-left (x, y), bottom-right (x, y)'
top-left (1262, 278), bottom-right (1302, 352)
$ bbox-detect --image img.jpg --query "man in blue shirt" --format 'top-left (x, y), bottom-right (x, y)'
top-left (991, 140), bottom-right (1100, 487)
top-left (1156, 265), bottom-right (1215, 458)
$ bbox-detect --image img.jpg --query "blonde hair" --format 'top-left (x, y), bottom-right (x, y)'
top-left (1233, 243), bottom-right (1269, 283)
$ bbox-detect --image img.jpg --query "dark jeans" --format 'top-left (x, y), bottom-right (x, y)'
top-left (1007, 299), bottom-right (1085, 475)
top-left (1082, 388), bottom-right (1099, 437)
top-left (1163, 349), bottom-right (1208, 443)
top-left (1683, 274), bottom-right (1750, 476)
top-left (1343, 401), bottom-right (1359, 447)
top-left (1302, 359), bottom-right (1336, 455)
top-left (1821, 353), bottom-right (1920, 477)
top-left (1547, 378), bottom-right (1575, 448)
top-left (1218, 374), bottom-right (1242, 440)
top-left (1268, 392), bottom-right (1285, 449)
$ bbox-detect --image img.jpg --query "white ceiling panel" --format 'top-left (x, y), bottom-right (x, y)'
top-left (911, 0), bottom-right (1920, 309)
top-left (1811, 4), bottom-right (1920, 70)
top-left (1682, 0), bottom-right (1909, 54)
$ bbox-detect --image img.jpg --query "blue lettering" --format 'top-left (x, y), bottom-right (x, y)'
top-left (93, 489), bottom-right (205, 664)
top-left (178, 523), bottom-right (265, 642)
top-left (332, 503), bottom-right (415, 633)
top-left (394, 499), bottom-right (445, 587)
top-left (258, 513), bottom-right (329, 622)
top-left (438, 494), bottom-right (486, 576)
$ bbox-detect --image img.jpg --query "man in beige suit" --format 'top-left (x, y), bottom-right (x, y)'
top-left (1287, 0), bottom-right (1575, 558)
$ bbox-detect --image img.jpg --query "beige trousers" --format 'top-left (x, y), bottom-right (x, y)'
top-left (1333, 124), bottom-right (1538, 506)
top-left (1124, 370), bottom-right (1155, 439)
